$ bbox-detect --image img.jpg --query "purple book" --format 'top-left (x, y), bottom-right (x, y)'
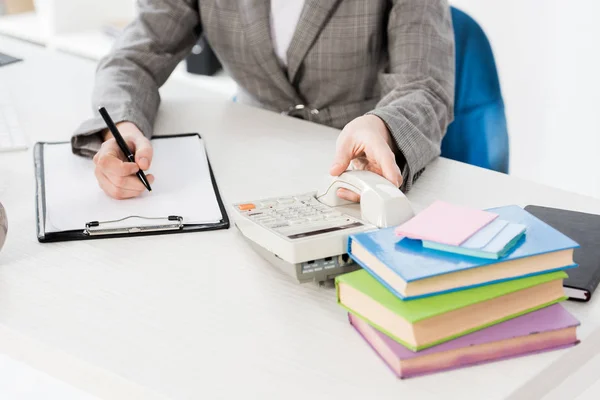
top-left (349, 304), bottom-right (580, 379)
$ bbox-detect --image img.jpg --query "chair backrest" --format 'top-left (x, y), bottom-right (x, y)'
top-left (442, 7), bottom-right (509, 173)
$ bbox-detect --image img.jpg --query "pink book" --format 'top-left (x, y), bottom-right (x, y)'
top-left (394, 200), bottom-right (498, 246)
top-left (349, 304), bottom-right (579, 379)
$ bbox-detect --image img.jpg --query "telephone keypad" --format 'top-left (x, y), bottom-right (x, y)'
top-left (235, 193), bottom-right (362, 238)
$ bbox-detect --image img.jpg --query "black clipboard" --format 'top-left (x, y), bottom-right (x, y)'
top-left (34, 133), bottom-right (229, 243)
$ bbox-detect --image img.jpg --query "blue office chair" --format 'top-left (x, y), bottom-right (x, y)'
top-left (442, 7), bottom-right (509, 173)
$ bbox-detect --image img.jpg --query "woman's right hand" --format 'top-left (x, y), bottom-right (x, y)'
top-left (93, 122), bottom-right (155, 200)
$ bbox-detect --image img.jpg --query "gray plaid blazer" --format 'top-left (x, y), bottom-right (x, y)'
top-left (73, 0), bottom-right (455, 191)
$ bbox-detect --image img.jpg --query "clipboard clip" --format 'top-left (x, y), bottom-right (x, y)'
top-left (84, 215), bottom-right (184, 236)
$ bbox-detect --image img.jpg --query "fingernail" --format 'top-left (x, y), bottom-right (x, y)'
top-left (140, 158), bottom-right (149, 168)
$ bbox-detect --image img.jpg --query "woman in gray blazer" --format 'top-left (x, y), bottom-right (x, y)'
top-left (73, 0), bottom-right (454, 201)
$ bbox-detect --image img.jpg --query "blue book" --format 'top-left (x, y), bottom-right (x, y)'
top-left (347, 205), bottom-right (579, 300)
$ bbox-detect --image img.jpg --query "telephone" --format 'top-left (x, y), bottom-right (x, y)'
top-left (232, 170), bottom-right (415, 284)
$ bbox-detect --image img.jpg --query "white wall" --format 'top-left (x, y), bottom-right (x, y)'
top-left (450, 0), bottom-right (600, 199)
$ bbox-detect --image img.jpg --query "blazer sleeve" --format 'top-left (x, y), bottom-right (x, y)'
top-left (367, 0), bottom-right (455, 191)
top-left (71, 0), bottom-right (202, 157)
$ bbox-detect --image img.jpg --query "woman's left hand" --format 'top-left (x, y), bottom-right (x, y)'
top-left (329, 115), bottom-right (403, 202)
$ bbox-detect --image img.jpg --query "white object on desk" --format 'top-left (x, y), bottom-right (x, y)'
top-left (232, 191), bottom-right (368, 283)
top-left (234, 191), bottom-right (371, 261)
top-left (317, 170), bottom-right (414, 227)
top-left (42, 135), bottom-right (223, 233)
top-left (232, 170), bottom-right (414, 265)
top-left (231, 170), bottom-right (414, 283)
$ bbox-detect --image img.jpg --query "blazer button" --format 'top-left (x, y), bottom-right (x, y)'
top-left (282, 104), bottom-right (319, 120)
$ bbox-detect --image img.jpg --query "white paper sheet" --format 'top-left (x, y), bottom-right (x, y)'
top-left (461, 219), bottom-right (509, 249)
top-left (461, 219), bottom-right (526, 252)
top-left (43, 136), bottom-right (223, 233)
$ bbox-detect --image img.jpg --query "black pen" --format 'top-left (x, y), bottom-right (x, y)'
top-left (98, 107), bottom-right (152, 192)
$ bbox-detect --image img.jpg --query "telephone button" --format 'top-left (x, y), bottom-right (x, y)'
top-left (295, 195), bottom-right (313, 202)
top-left (238, 203), bottom-right (256, 211)
top-left (277, 197), bottom-right (295, 204)
top-left (266, 221), bottom-right (289, 229)
top-left (289, 218), bottom-right (308, 225)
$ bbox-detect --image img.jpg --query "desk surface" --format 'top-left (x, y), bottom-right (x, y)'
top-left (1, 36), bottom-right (600, 400)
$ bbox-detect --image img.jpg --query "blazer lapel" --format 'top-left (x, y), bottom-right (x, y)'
top-left (286, 0), bottom-right (342, 84)
top-left (237, 0), bottom-right (301, 103)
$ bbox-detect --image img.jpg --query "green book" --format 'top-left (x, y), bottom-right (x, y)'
top-left (336, 269), bottom-right (567, 351)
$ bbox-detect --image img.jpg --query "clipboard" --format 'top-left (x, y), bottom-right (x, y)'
top-left (34, 133), bottom-right (229, 243)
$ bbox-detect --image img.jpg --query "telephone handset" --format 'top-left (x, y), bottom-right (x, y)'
top-left (316, 170), bottom-right (414, 228)
top-left (232, 170), bottom-right (414, 284)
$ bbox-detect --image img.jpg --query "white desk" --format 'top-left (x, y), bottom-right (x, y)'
top-left (0, 36), bottom-right (599, 400)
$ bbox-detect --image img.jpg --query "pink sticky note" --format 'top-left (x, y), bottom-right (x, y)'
top-left (394, 201), bottom-right (498, 246)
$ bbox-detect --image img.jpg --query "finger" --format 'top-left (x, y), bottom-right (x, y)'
top-left (105, 171), bottom-right (155, 192)
top-left (330, 133), bottom-right (355, 176)
top-left (371, 143), bottom-right (403, 187)
top-left (337, 188), bottom-right (361, 203)
top-left (129, 136), bottom-right (153, 171)
top-left (97, 143), bottom-right (139, 177)
top-left (95, 168), bottom-right (145, 200)
top-left (350, 156), bottom-right (369, 171)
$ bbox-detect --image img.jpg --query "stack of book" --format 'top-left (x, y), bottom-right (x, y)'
top-left (335, 202), bottom-right (581, 379)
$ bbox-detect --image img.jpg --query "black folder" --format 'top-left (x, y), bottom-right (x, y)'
top-left (525, 205), bottom-right (600, 302)
top-left (34, 133), bottom-right (229, 243)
